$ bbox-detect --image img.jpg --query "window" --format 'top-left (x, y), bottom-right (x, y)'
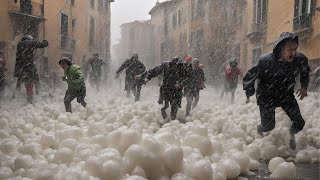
top-left (253, 0), bottom-right (268, 25)
top-left (71, 0), bottom-right (75, 6)
top-left (252, 47), bottom-right (262, 65)
top-left (89, 16), bottom-right (95, 47)
top-left (164, 18), bottom-right (168, 35)
top-left (72, 19), bottom-right (76, 31)
top-left (178, 10), bottom-right (181, 25)
top-left (90, 0), bottom-right (95, 9)
top-left (192, 0), bottom-right (205, 20)
top-left (98, 0), bottom-right (104, 12)
top-left (61, 13), bottom-right (68, 48)
top-left (293, 0), bottom-right (314, 30)
top-left (172, 13), bottom-right (177, 29)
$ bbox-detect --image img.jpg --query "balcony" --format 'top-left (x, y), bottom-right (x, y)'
top-left (8, 0), bottom-right (44, 22)
top-left (61, 35), bottom-right (76, 51)
top-left (246, 22), bottom-right (266, 41)
top-left (293, 14), bottom-right (312, 39)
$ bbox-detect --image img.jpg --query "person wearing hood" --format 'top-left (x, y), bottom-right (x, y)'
top-left (59, 57), bottom-right (87, 113)
top-left (184, 58), bottom-right (206, 117)
top-left (141, 57), bottom-right (187, 122)
top-left (220, 58), bottom-right (243, 104)
top-left (14, 34), bottom-right (49, 103)
top-left (115, 53), bottom-right (146, 102)
top-left (84, 53), bottom-right (109, 91)
top-left (243, 32), bottom-right (310, 149)
top-left (0, 57), bottom-right (7, 99)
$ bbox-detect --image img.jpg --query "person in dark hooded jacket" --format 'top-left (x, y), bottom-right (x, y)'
top-left (184, 58), bottom-right (205, 116)
top-left (243, 32), bottom-right (310, 149)
top-left (142, 57), bottom-right (187, 122)
top-left (115, 53), bottom-right (146, 102)
top-left (14, 34), bottom-right (49, 103)
top-left (84, 53), bottom-right (109, 91)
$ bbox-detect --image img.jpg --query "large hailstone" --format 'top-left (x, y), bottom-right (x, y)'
top-left (268, 157), bottom-right (286, 173)
top-left (270, 162), bottom-right (296, 179)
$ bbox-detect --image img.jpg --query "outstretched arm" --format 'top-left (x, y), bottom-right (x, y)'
top-left (146, 63), bottom-right (165, 80)
top-left (116, 59), bottom-right (131, 75)
top-left (18, 40), bottom-right (49, 48)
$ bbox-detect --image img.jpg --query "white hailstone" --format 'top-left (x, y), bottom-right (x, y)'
top-left (261, 145), bottom-right (278, 160)
top-left (85, 156), bottom-right (102, 177)
top-left (101, 160), bottom-right (122, 180)
top-left (40, 134), bottom-right (56, 149)
top-left (68, 127), bottom-right (83, 140)
top-left (268, 157), bottom-right (285, 173)
top-left (0, 138), bottom-right (19, 154)
top-left (277, 145), bottom-right (288, 157)
top-left (248, 159), bottom-right (260, 171)
top-left (171, 173), bottom-right (193, 180)
top-left (99, 148), bottom-right (122, 165)
top-left (227, 139), bottom-right (244, 151)
top-left (53, 148), bottom-right (74, 164)
top-left (140, 136), bottom-right (161, 153)
top-left (91, 134), bottom-right (107, 148)
top-left (219, 159), bottom-right (241, 180)
top-left (60, 138), bottom-right (79, 151)
top-left (239, 122), bottom-right (247, 131)
top-left (245, 144), bottom-right (260, 160)
top-left (296, 134), bottom-right (308, 148)
top-left (211, 154), bottom-right (222, 163)
top-left (230, 151), bottom-right (250, 174)
top-left (154, 132), bottom-right (179, 145)
top-left (131, 166), bottom-right (147, 178)
top-left (124, 144), bottom-right (146, 165)
top-left (107, 130), bottom-right (122, 150)
top-left (192, 125), bottom-right (208, 137)
top-left (162, 145), bottom-right (184, 172)
top-left (120, 129), bottom-right (142, 152)
top-left (0, 130), bottom-right (10, 139)
top-left (119, 112), bottom-right (134, 122)
top-left (14, 155), bottom-right (34, 169)
top-left (182, 134), bottom-right (213, 156)
top-left (296, 150), bottom-right (312, 163)
top-left (308, 148), bottom-right (320, 162)
top-left (0, 118), bottom-right (9, 129)
top-left (185, 159), bottom-right (213, 180)
top-left (125, 175), bottom-right (148, 180)
top-left (211, 163), bottom-right (227, 180)
top-left (36, 167), bottom-right (58, 180)
top-left (0, 166), bottom-right (13, 178)
top-left (18, 142), bottom-right (43, 159)
top-left (123, 156), bottom-right (136, 174)
top-left (211, 139), bottom-right (223, 154)
top-left (270, 162), bottom-right (296, 179)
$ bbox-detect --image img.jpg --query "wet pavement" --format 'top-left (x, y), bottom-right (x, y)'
top-left (247, 162), bottom-right (320, 180)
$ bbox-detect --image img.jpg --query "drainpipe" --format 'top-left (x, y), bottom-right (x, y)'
top-left (42, 0), bottom-right (48, 77)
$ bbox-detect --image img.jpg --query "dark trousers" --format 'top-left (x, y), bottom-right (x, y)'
top-left (186, 90), bottom-right (200, 116)
top-left (161, 92), bottom-right (182, 120)
top-left (64, 86), bottom-right (87, 112)
top-left (259, 98), bottom-right (305, 134)
top-left (0, 79), bottom-right (4, 99)
top-left (125, 79), bottom-right (142, 102)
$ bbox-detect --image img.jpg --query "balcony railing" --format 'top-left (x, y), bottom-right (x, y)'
top-left (9, 0), bottom-right (44, 17)
top-left (246, 22), bottom-right (266, 40)
top-left (61, 35), bottom-right (76, 50)
top-left (293, 14), bottom-right (312, 31)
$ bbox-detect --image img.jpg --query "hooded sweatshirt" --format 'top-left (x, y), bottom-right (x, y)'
top-left (63, 64), bottom-right (85, 91)
top-left (243, 32), bottom-right (310, 106)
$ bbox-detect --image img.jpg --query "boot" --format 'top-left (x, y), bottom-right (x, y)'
top-left (257, 124), bottom-right (264, 137)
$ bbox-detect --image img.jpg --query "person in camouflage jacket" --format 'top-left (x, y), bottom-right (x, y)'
top-left (59, 57), bottom-right (87, 112)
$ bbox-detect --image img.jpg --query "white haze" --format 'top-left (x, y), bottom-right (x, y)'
top-left (111, 0), bottom-right (160, 45)
top-left (0, 80), bottom-right (319, 179)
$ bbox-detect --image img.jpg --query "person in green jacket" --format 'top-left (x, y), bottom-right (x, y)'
top-left (59, 57), bottom-right (87, 112)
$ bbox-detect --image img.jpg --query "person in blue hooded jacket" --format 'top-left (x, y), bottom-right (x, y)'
top-left (243, 32), bottom-right (310, 149)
